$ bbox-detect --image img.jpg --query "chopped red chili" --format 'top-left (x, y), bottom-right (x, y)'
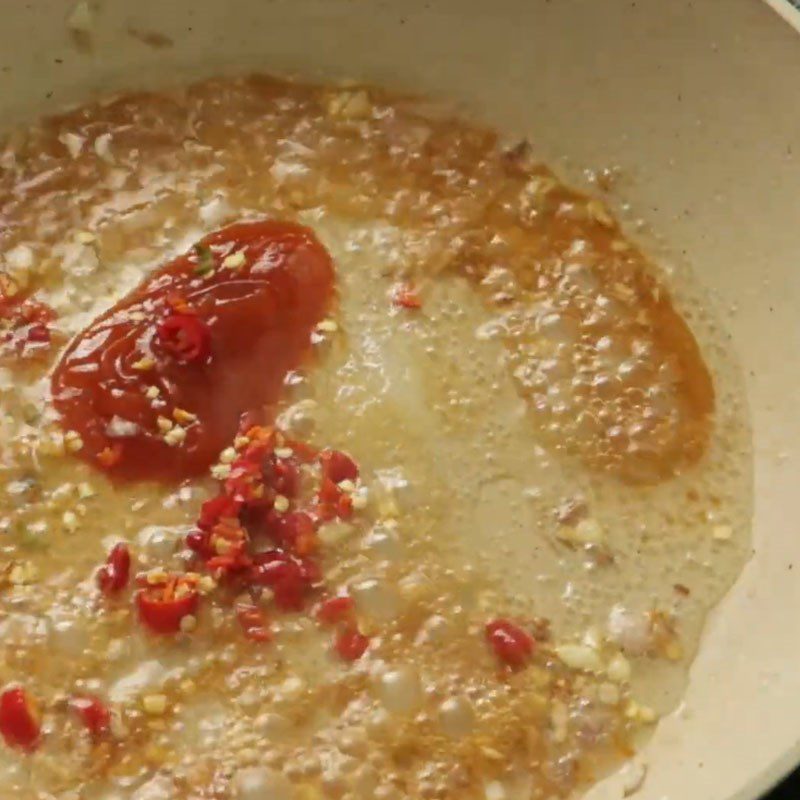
top-left (136, 575), bottom-right (199, 634)
top-left (320, 449), bottom-right (359, 484)
top-left (0, 687), bottom-right (41, 751)
top-left (284, 438), bottom-right (319, 462)
top-left (336, 492), bottom-right (353, 519)
top-left (316, 595), bottom-right (354, 625)
top-left (198, 495), bottom-right (241, 531)
top-left (316, 477), bottom-right (353, 521)
top-left (158, 423), bottom-right (362, 643)
top-left (204, 516), bottom-right (250, 575)
top-left (25, 322), bottom-right (50, 343)
top-left (156, 313), bottom-right (211, 364)
top-left (97, 542), bottom-right (131, 595)
top-left (485, 618), bottom-right (535, 668)
top-left (185, 529), bottom-right (214, 559)
top-left (250, 550), bottom-right (318, 611)
top-left (225, 458), bottom-right (268, 505)
top-left (334, 627), bottom-right (370, 661)
top-left (318, 477), bottom-right (341, 506)
top-left (69, 695), bottom-right (110, 737)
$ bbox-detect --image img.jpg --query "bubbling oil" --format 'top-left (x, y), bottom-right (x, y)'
top-left (0, 75), bottom-right (751, 800)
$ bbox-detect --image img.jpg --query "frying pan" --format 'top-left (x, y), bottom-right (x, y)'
top-left (1, 0), bottom-right (798, 798)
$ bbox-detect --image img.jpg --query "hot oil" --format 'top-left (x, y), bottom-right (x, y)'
top-left (0, 75), bottom-right (751, 799)
top-left (298, 211), bottom-right (751, 718)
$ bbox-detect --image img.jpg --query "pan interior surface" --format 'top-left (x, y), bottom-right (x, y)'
top-left (0, 2), bottom-right (797, 800)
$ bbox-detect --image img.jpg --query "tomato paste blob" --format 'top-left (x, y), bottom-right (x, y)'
top-left (51, 220), bottom-right (335, 481)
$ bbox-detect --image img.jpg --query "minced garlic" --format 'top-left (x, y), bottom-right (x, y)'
top-left (351, 489), bottom-right (369, 510)
top-left (712, 524), bottom-right (733, 541)
top-left (77, 482), bottom-right (95, 499)
top-left (219, 447), bottom-right (237, 464)
top-left (164, 426), bottom-right (187, 447)
top-left (62, 510), bottom-right (79, 533)
top-left (64, 430), bottom-right (84, 453)
top-left (131, 357), bottom-right (155, 371)
top-left (179, 614), bottom-right (197, 633)
top-left (222, 251), bottom-right (246, 269)
top-left (9, 561), bottom-right (38, 585)
top-left (211, 463), bottom-right (231, 480)
top-left (142, 694), bottom-right (168, 716)
top-left (172, 408), bottom-right (197, 424)
top-left (146, 568), bottom-right (169, 585)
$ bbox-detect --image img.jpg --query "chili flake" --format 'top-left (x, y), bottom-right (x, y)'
top-left (69, 695), bottom-right (110, 738)
top-left (0, 687), bottom-right (41, 751)
top-left (97, 542), bottom-right (131, 595)
top-left (335, 627), bottom-right (370, 661)
top-left (485, 618), bottom-right (535, 668)
top-left (316, 595), bottom-right (354, 625)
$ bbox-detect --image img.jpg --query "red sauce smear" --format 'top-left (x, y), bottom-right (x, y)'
top-left (51, 220), bottom-right (335, 481)
top-left (485, 618), bottom-right (535, 668)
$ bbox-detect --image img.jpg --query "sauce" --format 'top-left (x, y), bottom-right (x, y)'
top-left (50, 220), bottom-right (334, 481)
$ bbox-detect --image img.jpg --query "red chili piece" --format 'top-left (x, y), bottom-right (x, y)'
top-left (97, 542), bottom-right (131, 595)
top-left (198, 494), bottom-right (242, 531)
top-left (0, 687), bottom-right (41, 751)
top-left (269, 511), bottom-right (317, 555)
top-left (136, 576), bottom-right (199, 634)
top-left (320, 449), bottom-right (359, 484)
top-left (262, 452), bottom-right (300, 498)
top-left (69, 695), bottom-right (111, 737)
top-left (316, 477), bottom-right (354, 522)
top-left (485, 619), bottom-right (535, 668)
top-left (316, 595), bottom-right (354, 625)
top-left (250, 550), bottom-right (318, 611)
top-left (156, 313), bottom-right (211, 364)
top-left (335, 627), bottom-right (370, 661)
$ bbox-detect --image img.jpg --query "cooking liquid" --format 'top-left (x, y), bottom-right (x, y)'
top-left (0, 76), bottom-right (751, 799)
